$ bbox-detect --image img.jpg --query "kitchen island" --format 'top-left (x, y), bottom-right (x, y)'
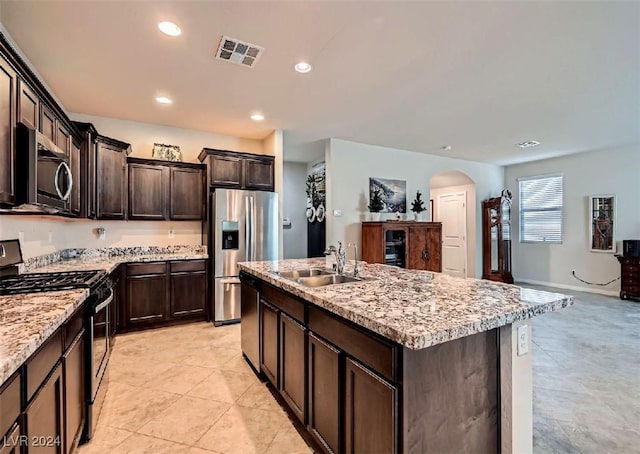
top-left (238, 258), bottom-right (573, 454)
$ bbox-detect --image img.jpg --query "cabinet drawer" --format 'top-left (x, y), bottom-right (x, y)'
top-left (170, 260), bottom-right (206, 273)
top-left (64, 306), bottom-right (85, 350)
top-left (126, 262), bottom-right (167, 276)
top-left (621, 283), bottom-right (640, 293)
top-left (0, 372), bottom-right (20, 439)
top-left (26, 329), bottom-right (62, 401)
top-left (308, 306), bottom-right (396, 381)
top-left (261, 284), bottom-right (304, 323)
top-left (622, 265), bottom-right (640, 273)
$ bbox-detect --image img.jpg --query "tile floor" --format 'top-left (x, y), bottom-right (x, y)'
top-left (76, 322), bottom-right (312, 454)
top-left (77, 285), bottom-right (640, 453)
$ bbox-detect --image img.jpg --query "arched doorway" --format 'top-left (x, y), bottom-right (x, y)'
top-left (429, 171), bottom-right (476, 278)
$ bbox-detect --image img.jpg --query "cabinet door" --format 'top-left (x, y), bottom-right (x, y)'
top-left (63, 331), bottom-right (85, 454)
top-left (0, 423), bottom-right (21, 454)
top-left (344, 358), bottom-right (397, 454)
top-left (308, 333), bottom-right (340, 454)
top-left (126, 275), bottom-right (167, 326)
top-left (69, 139), bottom-right (82, 216)
top-left (260, 300), bottom-right (279, 386)
top-left (243, 157), bottom-right (274, 190)
top-left (96, 142), bottom-right (126, 219)
top-left (0, 55), bottom-right (16, 205)
top-left (210, 154), bottom-right (242, 187)
top-left (40, 104), bottom-right (56, 143)
top-left (408, 225), bottom-right (442, 272)
top-left (128, 163), bottom-right (165, 220)
top-left (170, 271), bottom-right (206, 318)
top-left (25, 363), bottom-right (64, 454)
top-left (170, 167), bottom-right (203, 220)
top-left (18, 78), bottom-right (39, 130)
top-left (280, 313), bottom-right (306, 423)
top-left (56, 123), bottom-right (70, 155)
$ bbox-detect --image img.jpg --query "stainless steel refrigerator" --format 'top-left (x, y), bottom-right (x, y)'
top-left (209, 188), bottom-right (278, 325)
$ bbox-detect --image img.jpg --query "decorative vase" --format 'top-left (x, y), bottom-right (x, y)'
top-left (414, 212), bottom-right (424, 221)
top-left (371, 212), bottom-right (382, 221)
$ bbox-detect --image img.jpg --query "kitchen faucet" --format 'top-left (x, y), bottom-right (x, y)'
top-left (347, 242), bottom-right (360, 278)
top-left (324, 241), bottom-right (346, 275)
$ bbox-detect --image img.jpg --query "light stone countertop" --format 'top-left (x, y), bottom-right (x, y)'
top-left (0, 289), bottom-right (89, 386)
top-left (0, 246), bottom-right (208, 386)
top-left (238, 258), bottom-right (574, 350)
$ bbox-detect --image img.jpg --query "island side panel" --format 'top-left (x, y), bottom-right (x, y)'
top-left (499, 321), bottom-right (533, 454)
top-left (402, 329), bottom-right (499, 453)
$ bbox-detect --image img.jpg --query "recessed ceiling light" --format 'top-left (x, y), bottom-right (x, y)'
top-left (517, 140), bottom-right (541, 149)
top-left (294, 62), bottom-right (312, 73)
top-left (155, 96), bottom-right (172, 104)
top-left (250, 113), bottom-right (264, 121)
top-left (158, 21), bottom-right (181, 37)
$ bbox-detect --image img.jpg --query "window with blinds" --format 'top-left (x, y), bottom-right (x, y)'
top-left (518, 174), bottom-right (563, 243)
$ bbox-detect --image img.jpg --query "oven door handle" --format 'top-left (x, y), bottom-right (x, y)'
top-left (95, 289), bottom-right (114, 313)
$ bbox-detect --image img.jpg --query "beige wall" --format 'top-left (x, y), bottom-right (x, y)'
top-left (0, 216), bottom-right (202, 259)
top-left (69, 113), bottom-right (267, 163)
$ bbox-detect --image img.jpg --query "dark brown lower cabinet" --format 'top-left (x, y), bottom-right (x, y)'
top-left (63, 331), bottom-right (84, 454)
top-left (344, 358), bottom-right (398, 454)
top-left (260, 300), bottom-right (279, 386)
top-left (308, 333), bottom-right (340, 454)
top-left (24, 363), bottom-right (65, 453)
top-left (170, 270), bottom-right (206, 318)
top-left (126, 274), bottom-right (167, 326)
top-left (279, 313), bottom-right (306, 423)
top-left (0, 424), bottom-right (21, 454)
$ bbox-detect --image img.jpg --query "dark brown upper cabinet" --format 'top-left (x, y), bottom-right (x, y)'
top-left (95, 136), bottom-right (130, 220)
top-left (39, 103), bottom-right (56, 143)
top-left (127, 157), bottom-right (205, 221)
top-left (56, 121), bottom-right (71, 155)
top-left (17, 78), bottom-right (39, 130)
top-left (170, 166), bottom-right (204, 220)
top-left (69, 138), bottom-right (82, 216)
top-left (0, 53), bottom-right (17, 206)
top-left (128, 162), bottom-right (166, 220)
top-left (199, 148), bottom-right (275, 191)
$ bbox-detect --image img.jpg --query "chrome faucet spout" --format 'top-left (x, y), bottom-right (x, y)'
top-left (324, 241), bottom-right (346, 274)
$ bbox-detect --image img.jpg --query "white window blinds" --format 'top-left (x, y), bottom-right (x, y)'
top-left (518, 174), bottom-right (563, 243)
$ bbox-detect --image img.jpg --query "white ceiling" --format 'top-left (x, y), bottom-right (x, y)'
top-left (1, 1), bottom-right (638, 165)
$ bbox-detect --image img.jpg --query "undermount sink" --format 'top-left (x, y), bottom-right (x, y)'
top-left (294, 274), bottom-right (364, 287)
top-left (277, 268), bottom-right (334, 279)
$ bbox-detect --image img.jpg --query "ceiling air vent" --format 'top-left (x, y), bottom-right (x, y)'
top-left (215, 36), bottom-right (263, 68)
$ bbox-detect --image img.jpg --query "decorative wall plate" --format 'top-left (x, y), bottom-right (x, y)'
top-left (316, 204), bottom-right (325, 222)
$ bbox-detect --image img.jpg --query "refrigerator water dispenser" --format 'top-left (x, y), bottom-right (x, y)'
top-left (221, 221), bottom-right (239, 249)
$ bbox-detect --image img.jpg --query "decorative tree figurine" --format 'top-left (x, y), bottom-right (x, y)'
top-left (368, 188), bottom-right (384, 220)
top-left (411, 190), bottom-right (426, 220)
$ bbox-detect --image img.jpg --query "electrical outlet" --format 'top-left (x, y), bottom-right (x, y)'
top-left (97, 228), bottom-right (106, 241)
top-left (517, 324), bottom-right (529, 356)
top-left (168, 229), bottom-right (175, 239)
top-left (18, 231), bottom-right (24, 244)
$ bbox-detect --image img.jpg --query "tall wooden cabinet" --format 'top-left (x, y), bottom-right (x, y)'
top-left (482, 190), bottom-right (514, 284)
top-left (617, 256), bottom-right (640, 301)
top-left (362, 221), bottom-right (442, 272)
top-left (0, 52), bottom-right (16, 206)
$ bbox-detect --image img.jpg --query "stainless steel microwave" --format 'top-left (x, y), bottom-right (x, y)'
top-left (16, 123), bottom-right (73, 211)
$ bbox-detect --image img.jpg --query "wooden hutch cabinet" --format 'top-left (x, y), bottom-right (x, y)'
top-left (482, 190), bottom-right (514, 284)
top-left (362, 221), bottom-right (442, 272)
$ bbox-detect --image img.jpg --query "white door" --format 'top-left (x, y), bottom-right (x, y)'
top-left (437, 192), bottom-right (467, 278)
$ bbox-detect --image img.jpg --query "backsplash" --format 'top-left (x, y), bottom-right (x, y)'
top-left (21, 245), bottom-right (206, 272)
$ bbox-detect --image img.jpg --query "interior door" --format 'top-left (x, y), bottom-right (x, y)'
top-left (437, 192), bottom-right (467, 278)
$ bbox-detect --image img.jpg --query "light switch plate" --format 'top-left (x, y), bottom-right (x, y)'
top-left (333, 209), bottom-right (342, 217)
top-left (517, 324), bottom-right (529, 356)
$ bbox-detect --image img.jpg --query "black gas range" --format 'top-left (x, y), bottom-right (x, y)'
top-left (0, 269), bottom-right (107, 295)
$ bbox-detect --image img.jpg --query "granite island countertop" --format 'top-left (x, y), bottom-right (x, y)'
top-left (238, 258), bottom-right (574, 350)
top-left (0, 246), bottom-right (208, 386)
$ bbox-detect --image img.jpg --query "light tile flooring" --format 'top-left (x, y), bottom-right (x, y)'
top-left (77, 285), bottom-right (640, 453)
top-left (76, 322), bottom-right (312, 454)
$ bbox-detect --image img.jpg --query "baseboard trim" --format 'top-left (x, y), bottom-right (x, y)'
top-left (514, 278), bottom-right (619, 297)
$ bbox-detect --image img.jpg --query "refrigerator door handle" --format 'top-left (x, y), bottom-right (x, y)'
top-left (245, 196), bottom-right (251, 261)
top-left (249, 196), bottom-right (256, 261)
